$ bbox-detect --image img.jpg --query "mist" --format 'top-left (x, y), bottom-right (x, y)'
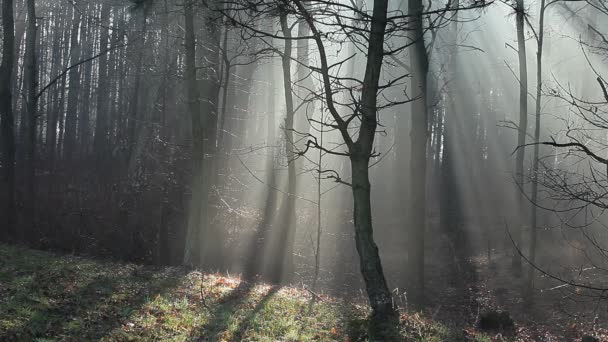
top-left (1, 0), bottom-right (608, 340)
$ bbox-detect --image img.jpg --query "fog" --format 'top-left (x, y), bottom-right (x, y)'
top-left (1, 0), bottom-right (608, 338)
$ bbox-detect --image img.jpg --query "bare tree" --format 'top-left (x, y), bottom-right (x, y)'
top-left (526, 0), bottom-right (547, 298)
top-left (513, 0), bottom-right (529, 274)
top-left (63, 9), bottom-right (82, 161)
top-left (408, 0), bottom-right (430, 304)
top-left (23, 0), bottom-right (38, 234)
top-left (515, 3), bottom-right (608, 296)
top-left (183, 0), bottom-right (205, 266)
top-left (295, 0), bottom-right (396, 323)
top-left (0, 0), bottom-right (17, 240)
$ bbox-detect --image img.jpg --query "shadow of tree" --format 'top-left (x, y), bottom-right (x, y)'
top-left (0, 247), bottom-right (183, 340)
top-left (230, 286), bottom-right (279, 341)
top-left (187, 280), bottom-right (256, 341)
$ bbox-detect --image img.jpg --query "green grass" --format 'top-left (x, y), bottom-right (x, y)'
top-left (0, 244), bottom-right (491, 341)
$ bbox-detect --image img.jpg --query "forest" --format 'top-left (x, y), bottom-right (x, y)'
top-left (1, 0), bottom-right (608, 340)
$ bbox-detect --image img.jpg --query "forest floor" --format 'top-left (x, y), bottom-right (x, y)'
top-left (418, 249), bottom-right (608, 342)
top-left (1, 244), bottom-right (605, 341)
top-left (0, 244), bottom-right (499, 341)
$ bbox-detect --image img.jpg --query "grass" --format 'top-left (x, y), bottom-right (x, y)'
top-left (0, 244), bottom-right (492, 341)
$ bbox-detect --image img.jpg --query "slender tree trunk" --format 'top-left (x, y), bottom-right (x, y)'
top-left (270, 9), bottom-right (298, 282)
top-left (94, 4), bottom-right (111, 161)
top-left (408, 0), bottom-right (429, 305)
top-left (183, 1), bottom-right (204, 266)
top-left (157, 0), bottom-right (172, 265)
top-left (218, 25), bottom-right (231, 149)
top-left (63, 11), bottom-right (81, 161)
top-left (0, 0), bottom-right (17, 240)
top-left (78, 12), bottom-right (94, 156)
top-left (244, 73), bottom-right (277, 278)
top-left (23, 0), bottom-right (37, 238)
top-left (295, 0), bottom-right (395, 326)
top-left (350, 0), bottom-right (395, 323)
top-left (45, 9), bottom-right (66, 166)
top-left (295, 3), bottom-right (312, 136)
top-left (313, 111), bottom-right (324, 291)
top-left (11, 4), bottom-right (25, 116)
top-left (126, 7), bottom-right (146, 163)
top-left (350, 155), bottom-right (393, 319)
top-left (513, 0), bottom-right (528, 274)
top-left (198, 3), bottom-right (223, 268)
top-left (527, 0), bottom-right (546, 297)
top-left (439, 1), bottom-right (475, 281)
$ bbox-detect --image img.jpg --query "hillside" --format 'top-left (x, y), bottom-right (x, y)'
top-left (0, 244), bottom-right (499, 341)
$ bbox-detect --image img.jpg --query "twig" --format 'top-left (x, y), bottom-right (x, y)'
top-left (505, 220), bottom-right (608, 292)
top-left (304, 287), bottom-right (326, 302)
top-left (236, 155), bottom-right (317, 204)
top-left (36, 42), bottom-right (127, 99)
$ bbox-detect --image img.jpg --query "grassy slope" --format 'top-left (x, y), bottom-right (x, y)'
top-left (0, 244), bottom-right (491, 341)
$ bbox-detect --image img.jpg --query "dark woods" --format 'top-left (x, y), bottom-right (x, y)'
top-left (1, 0), bottom-right (194, 263)
top-left (1, 0), bottom-right (608, 331)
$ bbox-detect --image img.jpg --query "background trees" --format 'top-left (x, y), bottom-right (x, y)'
top-left (1, 0), bottom-right (608, 333)
top-left (0, 0), bottom-right (16, 240)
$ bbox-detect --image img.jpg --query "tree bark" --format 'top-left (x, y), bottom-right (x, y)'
top-left (126, 6), bottom-right (147, 163)
top-left (350, 0), bottom-right (395, 322)
top-left (63, 11), bottom-right (81, 161)
top-left (0, 0), bottom-right (17, 239)
top-left (23, 0), bottom-right (38, 236)
top-left (270, 9), bottom-right (298, 282)
top-left (513, 0), bottom-right (528, 274)
top-left (244, 70), bottom-right (278, 279)
top-left (93, 4), bottom-right (111, 161)
top-left (182, 1), bottom-right (204, 266)
top-left (350, 155), bottom-right (394, 319)
top-left (45, 9), bottom-right (66, 167)
top-left (527, 0), bottom-right (546, 297)
top-left (408, 0), bottom-right (429, 305)
top-left (78, 11), bottom-right (95, 156)
top-left (439, 0), bottom-right (475, 281)
top-left (197, 2), bottom-right (223, 268)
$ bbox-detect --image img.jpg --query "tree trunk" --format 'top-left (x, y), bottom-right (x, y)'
top-left (527, 0), bottom-right (546, 297)
top-left (313, 122), bottom-right (323, 290)
top-left (45, 10), bottom-right (66, 168)
top-left (269, 9), bottom-right (298, 282)
top-left (513, 0), bottom-right (528, 275)
top-left (218, 26), bottom-right (231, 149)
top-left (351, 155), bottom-right (394, 319)
top-left (295, 3), bottom-right (312, 136)
top-left (126, 7), bottom-right (147, 163)
top-left (408, 0), bottom-right (429, 305)
top-left (0, 0), bottom-right (17, 240)
top-left (244, 72), bottom-right (277, 279)
top-left (63, 11), bottom-right (81, 161)
top-left (93, 4), bottom-right (111, 161)
top-left (294, 0), bottom-right (395, 326)
top-left (183, 1), bottom-right (204, 266)
top-left (350, 0), bottom-right (395, 323)
top-left (439, 0), bottom-right (475, 281)
top-left (23, 0), bottom-right (37, 237)
top-left (78, 11), bottom-right (95, 156)
top-left (198, 3), bottom-right (223, 268)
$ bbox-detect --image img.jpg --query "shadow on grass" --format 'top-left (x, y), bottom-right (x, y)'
top-left (230, 286), bottom-right (279, 340)
top-left (188, 280), bottom-right (258, 340)
top-left (338, 307), bottom-right (402, 341)
top-left (0, 245), bottom-right (183, 340)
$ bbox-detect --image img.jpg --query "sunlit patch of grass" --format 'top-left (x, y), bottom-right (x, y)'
top-left (0, 244), bottom-right (494, 341)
